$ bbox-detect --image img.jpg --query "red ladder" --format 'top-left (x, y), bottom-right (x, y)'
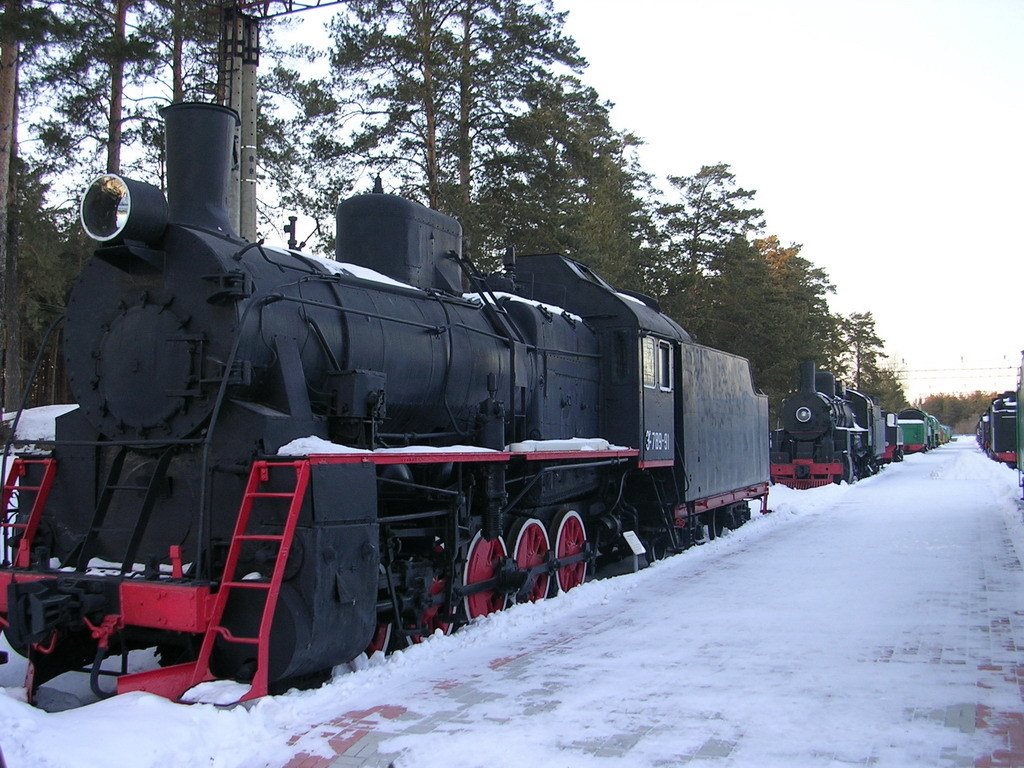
top-left (1, 458), bottom-right (57, 568)
top-left (185, 459), bottom-right (311, 702)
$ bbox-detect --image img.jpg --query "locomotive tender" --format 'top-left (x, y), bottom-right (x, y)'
top-left (0, 103), bottom-right (769, 703)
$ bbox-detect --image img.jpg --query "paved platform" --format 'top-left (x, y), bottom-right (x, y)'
top-left (279, 448), bottom-right (1024, 768)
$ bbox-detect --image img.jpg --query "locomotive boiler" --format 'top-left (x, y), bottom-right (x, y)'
top-left (0, 103), bottom-right (769, 705)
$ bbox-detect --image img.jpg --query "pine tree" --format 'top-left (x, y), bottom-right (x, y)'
top-left (0, 0), bottom-right (24, 411)
top-left (266, 0), bottom-right (659, 278)
top-left (28, 1), bottom-right (173, 183)
top-left (7, 1), bottom-right (214, 408)
top-left (842, 311), bottom-right (884, 391)
top-left (865, 365), bottom-right (908, 413)
top-left (474, 75), bottom-right (659, 280)
top-left (0, 1), bottom-right (57, 410)
top-left (11, 163), bottom-right (87, 406)
top-left (686, 233), bottom-right (847, 415)
top-left (658, 163), bottom-right (764, 272)
top-left (654, 163), bottom-right (764, 332)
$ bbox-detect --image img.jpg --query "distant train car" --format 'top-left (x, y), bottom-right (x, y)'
top-left (977, 412), bottom-right (991, 453)
top-left (844, 386), bottom-right (886, 476)
top-left (1018, 353), bottom-right (1023, 479)
top-left (770, 361), bottom-right (884, 487)
top-left (881, 410), bottom-right (904, 463)
top-left (898, 408), bottom-right (930, 454)
top-left (987, 392), bottom-right (1017, 467)
top-left (926, 415), bottom-right (940, 449)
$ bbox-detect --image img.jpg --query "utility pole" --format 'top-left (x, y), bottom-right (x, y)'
top-left (216, 1), bottom-right (344, 241)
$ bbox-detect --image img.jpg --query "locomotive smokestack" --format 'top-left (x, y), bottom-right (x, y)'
top-left (799, 360), bottom-right (816, 393)
top-left (160, 102), bottom-right (240, 238)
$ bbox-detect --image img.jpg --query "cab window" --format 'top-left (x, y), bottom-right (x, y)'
top-left (642, 337), bottom-right (656, 389)
top-left (659, 341), bottom-right (673, 391)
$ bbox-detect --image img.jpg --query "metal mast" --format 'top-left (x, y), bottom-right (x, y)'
top-left (215, 1), bottom-right (344, 240)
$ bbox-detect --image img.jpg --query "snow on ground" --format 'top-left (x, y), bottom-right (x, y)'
top-left (1, 439), bottom-right (1023, 767)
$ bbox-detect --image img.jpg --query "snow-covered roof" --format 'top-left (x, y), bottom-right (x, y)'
top-left (615, 291), bottom-right (646, 306)
top-left (462, 292), bottom-right (582, 323)
top-left (268, 247), bottom-right (423, 292)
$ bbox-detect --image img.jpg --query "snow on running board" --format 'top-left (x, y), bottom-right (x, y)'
top-left (278, 436), bottom-right (500, 456)
top-left (279, 436), bottom-right (631, 456)
top-left (507, 438), bottom-right (629, 452)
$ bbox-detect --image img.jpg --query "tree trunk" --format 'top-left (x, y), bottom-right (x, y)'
top-left (0, 0), bottom-right (21, 413)
top-left (106, 0), bottom-right (130, 174)
top-left (414, 1), bottom-right (440, 209)
top-left (172, 0), bottom-right (184, 102)
top-left (457, 0), bottom-right (474, 209)
top-left (6, 128), bottom-right (20, 409)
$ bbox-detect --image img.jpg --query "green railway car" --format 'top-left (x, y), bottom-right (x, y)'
top-left (898, 408), bottom-right (930, 454)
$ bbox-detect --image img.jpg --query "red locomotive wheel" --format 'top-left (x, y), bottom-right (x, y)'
top-left (408, 577), bottom-right (452, 644)
top-left (463, 531), bottom-right (509, 619)
top-left (551, 509), bottom-right (587, 593)
top-left (509, 518), bottom-right (550, 602)
top-left (366, 622), bottom-right (393, 656)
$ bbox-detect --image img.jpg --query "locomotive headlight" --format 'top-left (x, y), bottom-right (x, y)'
top-left (81, 174), bottom-right (168, 245)
top-left (795, 406), bottom-right (813, 423)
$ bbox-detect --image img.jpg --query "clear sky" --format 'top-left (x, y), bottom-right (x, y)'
top-left (553, 0), bottom-right (1023, 400)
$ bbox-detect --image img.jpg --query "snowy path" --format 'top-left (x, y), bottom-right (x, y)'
top-left (2, 439), bottom-right (1023, 767)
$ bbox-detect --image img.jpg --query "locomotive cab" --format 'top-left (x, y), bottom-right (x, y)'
top-left (510, 253), bottom-right (686, 466)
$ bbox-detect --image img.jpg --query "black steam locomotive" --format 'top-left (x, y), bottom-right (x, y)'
top-left (770, 361), bottom-right (887, 488)
top-left (977, 392), bottom-right (1017, 467)
top-left (0, 103), bottom-right (769, 704)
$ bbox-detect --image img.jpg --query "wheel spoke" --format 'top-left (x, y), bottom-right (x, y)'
top-left (463, 531), bottom-right (509, 619)
top-left (551, 510), bottom-right (587, 593)
top-left (511, 518), bottom-right (550, 602)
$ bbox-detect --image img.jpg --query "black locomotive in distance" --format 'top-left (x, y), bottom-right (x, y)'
top-left (0, 103), bottom-right (770, 705)
top-left (770, 360), bottom-right (889, 488)
top-left (977, 392), bottom-right (1017, 468)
